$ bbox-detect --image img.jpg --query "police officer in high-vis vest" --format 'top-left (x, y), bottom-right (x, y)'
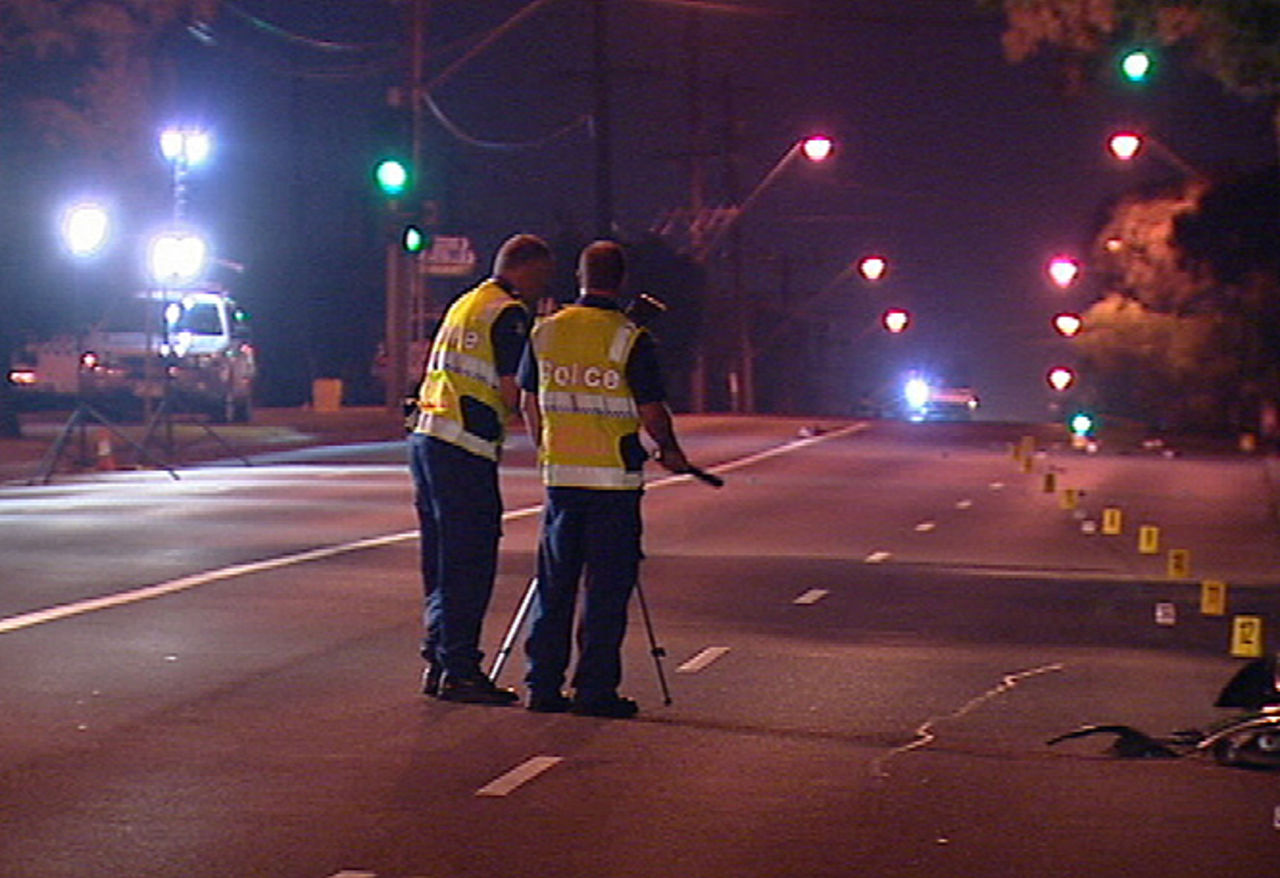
top-left (518, 240), bottom-right (694, 718)
top-left (411, 233), bottom-right (553, 704)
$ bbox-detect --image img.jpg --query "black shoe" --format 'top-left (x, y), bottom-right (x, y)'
top-left (437, 673), bottom-right (519, 705)
top-left (421, 664), bottom-right (442, 697)
top-left (570, 694), bottom-right (638, 719)
top-left (527, 691), bottom-right (572, 713)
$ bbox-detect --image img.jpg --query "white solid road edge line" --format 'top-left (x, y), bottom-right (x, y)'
top-left (666, 421), bottom-right (868, 483)
top-left (0, 530), bottom-right (419, 635)
top-left (476, 755), bottom-right (564, 798)
top-left (1, 423), bottom-right (867, 635)
top-left (676, 646), bottom-right (731, 673)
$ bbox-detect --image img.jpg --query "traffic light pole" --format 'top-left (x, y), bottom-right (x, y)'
top-left (384, 242), bottom-right (408, 415)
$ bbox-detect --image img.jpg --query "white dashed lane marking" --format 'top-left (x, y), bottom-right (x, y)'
top-left (2, 425), bottom-right (866, 635)
top-left (792, 588), bottom-right (830, 605)
top-left (676, 646), bottom-right (731, 673)
top-left (475, 755), bottom-right (564, 798)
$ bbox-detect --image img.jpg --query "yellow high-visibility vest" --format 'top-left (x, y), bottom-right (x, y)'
top-left (531, 304), bottom-right (644, 489)
top-left (414, 279), bottom-right (522, 460)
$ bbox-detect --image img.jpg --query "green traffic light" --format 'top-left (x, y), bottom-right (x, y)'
top-left (1070, 412), bottom-right (1095, 437)
top-left (402, 225), bottom-right (426, 253)
top-left (375, 159), bottom-right (409, 197)
top-left (1120, 48), bottom-right (1152, 83)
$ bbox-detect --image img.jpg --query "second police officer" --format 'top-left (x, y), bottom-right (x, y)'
top-left (518, 240), bottom-right (694, 717)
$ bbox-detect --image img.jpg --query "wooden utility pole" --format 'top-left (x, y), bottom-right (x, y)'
top-left (385, 0), bottom-right (429, 415)
top-left (592, 0), bottom-right (614, 237)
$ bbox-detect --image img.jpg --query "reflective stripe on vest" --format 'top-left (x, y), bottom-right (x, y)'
top-left (413, 411), bottom-right (500, 459)
top-left (532, 305), bottom-right (644, 489)
top-left (543, 463), bottom-right (643, 490)
top-left (414, 280), bottom-right (520, 461)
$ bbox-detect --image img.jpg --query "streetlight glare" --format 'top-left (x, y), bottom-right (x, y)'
top-left (801, 135), bottom-right (833, 162)
top-left (1047, 366), bottom-right (1075, 392)
top-left (1047, 255), bottom-right (1080, 289)
top-left (858, 255), bottom-right (888, 282)
top-left (1053, 312), bottom-right (1083, 337)
top-left (882, 307), bottom-right (910, 333)
top-left (148, 230), bottom-right (209, 285)
top-left (1108, 132), bottom-right (1143, 161)
top-left (61, 202), bottom-right (110, 258)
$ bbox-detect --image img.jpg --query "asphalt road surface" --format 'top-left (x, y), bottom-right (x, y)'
top-left (1, 417), bottom-right (1278, 878)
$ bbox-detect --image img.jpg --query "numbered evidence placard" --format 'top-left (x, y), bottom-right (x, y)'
top-left (1166, 548), bottom-right (1192, 579)
top-left (1200, 580), bottom-right (1227, 616)
top-left (1230, 615), bottom-right (1264, 659)
top-left (1138, 524), bottom-right (1161, 555)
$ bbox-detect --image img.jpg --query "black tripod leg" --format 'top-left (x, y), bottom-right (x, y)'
top-left (30, 407), bottom-right (83, 485)
top-left (634, 577), bottom-right (672, 706)
top-left (84, 403), bottom-right (179, 480)
top-left (194, 420), bottom-right (252, 467)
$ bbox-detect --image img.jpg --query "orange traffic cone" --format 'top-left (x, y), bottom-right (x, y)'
top-left (95, 428), bottom-right (116, 471)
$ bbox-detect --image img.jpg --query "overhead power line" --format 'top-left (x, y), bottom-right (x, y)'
top-left (222, 2), bottom-right (399, 55)
top-left (422, 90), bottom-right (591, 152)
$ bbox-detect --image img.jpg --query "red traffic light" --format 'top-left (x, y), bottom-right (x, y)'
top-left (882, 307), bottom-right (910, 333)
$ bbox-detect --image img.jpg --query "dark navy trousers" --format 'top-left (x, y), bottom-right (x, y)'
top-left (524, 487), bottom-right (642, 700)
top-left (409, 433), bottom-right (502, 677)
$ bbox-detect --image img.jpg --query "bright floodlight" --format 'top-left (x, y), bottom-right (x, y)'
top-left (160, 126), bottom-right (212, 168)
top-left (801, 135), bottom-right (833, 162)
top-left (858, 255), bottom-right (888, 282)
top-left (1108, 132), bottom-right (1143, 161)
top-left (148, 230), bottom-right (209, 285)
top-left (61, 202), bottom-right (110, 258)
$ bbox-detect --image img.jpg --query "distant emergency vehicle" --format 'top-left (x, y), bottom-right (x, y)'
top-left (902, 376), bottom-right (980, 421)
top-left (7, 288), bottom-right (255, 422)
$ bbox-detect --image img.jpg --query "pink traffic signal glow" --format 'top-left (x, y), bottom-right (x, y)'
top-left (1048, 366), bottom-right (1075, 392)
top-left (858, 255), bottom-right (887, 281)
top-left (801, 135), bottom-right (834, 162)
top-left (1047, 255), bottom-right (1080, 288)
top-left (1108, 132), bottom-right (1143, 161)
top-left (1053, 312), bottom-right (1083, 337)
top-left (882, 307), bottom-right (910, 333)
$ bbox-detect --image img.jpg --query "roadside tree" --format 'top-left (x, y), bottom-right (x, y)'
top-left (0, 0), bottom-right (220, 436)
top-left (982, 1), bottom-right (1280, 152)
top-left (1076, 168), bottom-right (1279, 433)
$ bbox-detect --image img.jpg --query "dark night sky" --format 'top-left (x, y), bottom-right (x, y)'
top-left (163, 0), bottom-right (1276, 416)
